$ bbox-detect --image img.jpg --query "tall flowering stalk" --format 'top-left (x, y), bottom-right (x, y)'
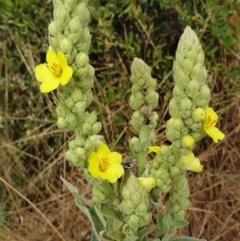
top-left (35, 1), bottom-right (224, 240)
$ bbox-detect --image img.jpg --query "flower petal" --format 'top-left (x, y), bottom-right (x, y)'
top-left (148, 146), bottom-right (161, 154)
top-left (40, 78), bottom-right (60, 93)
top-left (100, 163), bottom-right (124, 183)
top-left (57, 51), bottom-right (68, 68)
top-left (97, 144), bottom-right (110, 159)
top-left (88, 152), bottom-right (101, 178)
top-left (108, 152), bottom-right (122, 164)
top-left (205, 126), bottom-right (225, 143)
top-left (35, 64), bottom-right (53, 83)
top-left (59, 66), bottom-right (73, 85)
top-left (46, 50), bottom-right (59, 65)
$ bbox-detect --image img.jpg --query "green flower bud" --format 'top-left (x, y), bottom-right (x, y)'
top-left (72, 101), bottom-right (86, 115)
top-left (195, 50), bottom-right (205, 65)
top-left (169, 98), bottom-right (180, 118)
top-left (181, 135), bottom-right (195, 149)
top-left (80, 27), bottom-right (91, 43)
top-left (173, 85), bottom-right (187, 101)
top-left (183, 58), bottom-right (194, 75)
top-left (59, 38), bottom-right (73, 54)
top-left (184, 117), bottom-right (193, 126)
top-left (55, 6), bottom-right (70, 31)
top-left (75, 147), bottom-right (86, 159)
top-left (131, 83), bottom-right (141, 94)
top-left (78, 77), bottom-right (94, 91)
top-left (136, 202), bottom-right (148, 215)
top-left (130, 111), bottom-right (145, 131)
top-left (65, 97), bottom-right (75, 109)
top-left (191, 132), bottom-right (203, 141)
top-left (56, 103), bottom-right (69, 117)
top-left (189, 121), bottom-right (202, 132)
top-left (68, 31), bottom-right (81, 44)
top-left (190, 63), bottom-right (204, 82)
top-left (66, 113), bottom-right (78, 128)
top-left (151, 161), bottom-right (159, 169)
top-left (186, 46), bottom-right (198, 63)
top-left (159, 145), bottom-right (172, 157)
top-left (128, 214), bottom-right (140, 227)
top-left (173, 70), bottom-right (191, 89)
top-left (84, 111), bottom-right (97, 125)
top-left (75, 41), bottom-right (91, 53)
top-left (130, 93), bottom-right (144, 110)
top-left (82, 122), bottom-right (92, 135)
top-left (53, 0), bottom-right (63, 5)
top-left (71, 3), bottom-right (90, 27)
top-left (83, 91), bottom-right (93, 108)
top-left (92, 122), bottom-right (102, 135)
top-left (57, 117), bottom-right (68, 129)
top-left (92, 185), bottom-right (107, 203)
top-left (186, 80), bottom-right (199, 100)
top-left (49, 35), bottom-right (58, 49)
top-left (192, 107), bottom-right (206, 122)
top-left (129, 137), bottom-right (140, 153)
top-left (66, 150), bottom-right (85, 167)
top-left (75, 52), bottom-right (89, 68)
top-left (194, 85), bottom-right (210, 107)
top-left (74, 65), bottom-right (89, 80)
top-left (84, 138), bottom-right (93, 151)
top-left (170, 166), bottom-right (182, 176)
top-left (145, 90), bottom-right (159, 109)
top-left (122, 188), bottom-right (132, 200)
top-left (68, 140), bottom-right (76, 149)
top-left (68, 17), bottom-right (81, 33)
top-left (145, 77), bottom-right (157, 90)
top-left (71, 88), bottom-right (83, 103)
top-left (180, 98), bottom-right (193, 119)
top-left (48, 21), bottom-right (59, 36)
top-left (142, 212), bottom-right (151, 223)
top-left (173, 118), bottom-right (185, 131)
top-left (64, 0), bottom-right (77, 12)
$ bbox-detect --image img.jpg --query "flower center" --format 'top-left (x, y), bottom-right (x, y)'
top-left (100, 157), bottom-right (109, 172)
top-left (47, 63), bottom-right (62, 77)
top-left (205, 115), bottom-right (216, 128)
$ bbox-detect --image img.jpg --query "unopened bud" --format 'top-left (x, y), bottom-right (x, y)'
top-left (182, 135), bottom-right (195, 149)
top-left (66, 113), bottom-right (78, 128)
top-left (75, 52), bottom-right (89, 68)
top-left (59, 38), bottom-right (73, 54)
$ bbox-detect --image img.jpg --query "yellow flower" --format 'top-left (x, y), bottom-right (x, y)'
top-left (179, 152), bottom-right (203, 173)
top-left (148, 146), bottom-right (161, 154)
top-left (35, 50), bottom-right (73, 93)
top-left (88, 144), bottom-right (124, 183)
top-left (203, 106), bottom-right (225, 143)
top-left (138, 177), bottom-right (155, 192)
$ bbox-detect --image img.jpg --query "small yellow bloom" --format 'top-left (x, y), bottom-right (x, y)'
top-left (88, 144), bottom-right (124, 183)
top-left (179, 152), bottom-right (203, 173)
top-left (35, 50), bottom-right (73, 93)
top-left (148, 146), bottom-right (161, 154)
top-left (203, 106), bottom-right (225, 143)
top-left (138, 177), bottom-right (155, 192)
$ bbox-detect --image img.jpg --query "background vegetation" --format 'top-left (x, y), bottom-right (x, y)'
top-left (0, 0), bottom-right (240, 240)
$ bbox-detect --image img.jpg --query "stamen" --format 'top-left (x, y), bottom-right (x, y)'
top-left (100, 158), bottom-right (109, 171)
top-left (46, 63), bottom-right (62, 77)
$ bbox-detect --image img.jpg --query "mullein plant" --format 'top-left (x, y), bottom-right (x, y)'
top-left (34, 0), bottom-right (224, 240)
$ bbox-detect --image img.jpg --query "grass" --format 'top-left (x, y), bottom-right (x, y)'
top-left (0, 0), bottom-right (240, 240)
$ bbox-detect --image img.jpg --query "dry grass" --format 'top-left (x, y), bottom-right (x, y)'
top-left (1, 1), bottom-right (240, 241)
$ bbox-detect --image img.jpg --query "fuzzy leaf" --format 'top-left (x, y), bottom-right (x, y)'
top-left (170, 237), bottom-right (207, 241)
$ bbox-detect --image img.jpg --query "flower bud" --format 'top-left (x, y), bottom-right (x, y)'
top-left (65, 97), bottom-right (75, 109)
top-left (74, 65), bottom-right (89, 80)
top-left (137, 177), bottom-right (155, 192)
top-left (49, 35), bottom-right (58, 49)
top-left (145, 90), bottom-right (159, 109)
top-left (66, 113), bottom-right (78, 128)
top-left (129, 137), bottom-right (140, 153)
top-left (173, 85), bottom-right (187, 101)
top-left (66, 150), bottom-right (85, 167)
top-left (186, 80), bottom-right (199, 100)
top-left (194, 85), bottom-right (210, 107)
top-left (84, 111), bottom-right (97, 125)
top-left (71, 3), bottom-right (90, 27)
top-left (130, 93), bottom-right (144, 110)
top-left (170, 166), bottom-right (182, 176)
top-left (56, 103), bottom-right (68, 117)
top-left (159, 145), bottom-right (172, 157)
top-left (183, 58), bottom-right (194, 75)
top-left (64, 0), bottom-right (77, 12)
top-left (78, 77), bottom-right (94, 91)
top-left (68, 17), bottom-right (81, 33)
top-left (192, 107), bottom-right (206, 122)
top-left (181, 135), bottom-right (195, 149)
top-left (75, 52), bottom-right (89, 68)
top-left (135, 202), bottom-right (148, 215)
top-left (72, 101), bottom-right (86, 114)
top-left (173, 70), bottom-right (191, 89)
top-left (173, 118), bottom-right (185, 131)
top-left (180, 98), bottom-right (193, 119)
top-left (71, 88), bottom-right (83, 103)
top-left (57, 117), bottom-right (69, 129)
top-left (82, 122), bottom-right (92, 135)
top-left (68, 31), bottom-right (81, 44)
top-left (169, 98), bottom-right (180, 118)
top-left (92, 185), bottom-right (107, 203)
top-left (48, 21), bottom-right (59, 36)
top-left (80, 27), bottom-right (91, 43)
top-left (189, 121), bottom-right (202, 132)
top-left (184, 117), bottom-right (193, 126)
top-left (75, 147), bottom-right (86, 159)
top-left (59, 38), bottom-right (73, 54)
top-left (92, 122), bottom-right (102, 135)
